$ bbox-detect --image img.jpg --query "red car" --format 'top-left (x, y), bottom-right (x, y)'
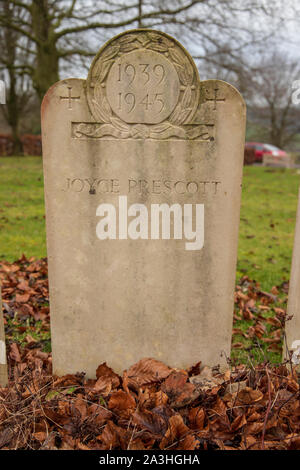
top-left (245, 142), bottom-right (288, 163)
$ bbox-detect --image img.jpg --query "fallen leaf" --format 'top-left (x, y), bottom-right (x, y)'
top-left (125, 358), bottom-right (172, 389)
top-left (15, 293), bottom-right (30, 303)
top-left (108, 390), bottom-right (136, 419)
top-left (237, 388), bottom-right (263, 405)
top-left (160, 414), bottom-right (198, 450)
top-left (9, 343), bottom-right (21, 362)
top-left (133, 408), bottom-right (167, 436)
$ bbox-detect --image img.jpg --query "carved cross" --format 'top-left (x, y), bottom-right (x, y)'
top-left (205, 88), bottom-right (225, 110)
top-left (60, 86), bottom-right (80, 109)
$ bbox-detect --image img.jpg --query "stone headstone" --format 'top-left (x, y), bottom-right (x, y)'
top-left (42, 29), bottom-right (246, 377)
top-left (263, 153), bottom-right (293, 169)
top-left (285, 188), bottom-right (300, 366)
top-left (0, 285), bottom-right (8, 387)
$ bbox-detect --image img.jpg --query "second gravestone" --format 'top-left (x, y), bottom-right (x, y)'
top-left (0, 285), bottom-right (8, 387)
top-left (42, 30), bottom-right (246, 377)
top-left (285, 188), bottom-right (300, 366)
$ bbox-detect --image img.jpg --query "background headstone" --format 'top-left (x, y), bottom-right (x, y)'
top-left (42, 29), bottom-right (246, 377)
top-left (0, 285), bottom-right (8, 387)
top-left (285, 188), bottom-right (300, 366)
top-left (263, 153), bottom-right (293, 169)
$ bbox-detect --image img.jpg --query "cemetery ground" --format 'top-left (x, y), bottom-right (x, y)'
top-left (1, 156), bottom-right (300, 450)
top-left (0, 156), bottom-right (300, 365)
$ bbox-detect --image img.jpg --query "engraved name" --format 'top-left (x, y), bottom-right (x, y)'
top-left (62, 177), bottom-right (221, 195)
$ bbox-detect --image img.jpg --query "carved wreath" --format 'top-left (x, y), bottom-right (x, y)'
top-left (80, 32), bottom-right (206, 140)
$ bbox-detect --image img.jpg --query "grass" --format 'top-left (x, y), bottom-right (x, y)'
top-left (232, 305), bottom-right (284, 366)
top-left (0, 157), bottom-right (300, 291)
top-left (237, 166), bottom-right (300, 290)
top-left (5, 317), bottom-right (51, 353)
top-left (0, 156), bottom-right (46, 261)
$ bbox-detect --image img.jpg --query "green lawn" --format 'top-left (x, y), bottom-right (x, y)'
top-left (0, 157), bottom-right (46, 261)
top-left (0, 157), bottom-right (300, 291)
top-left (237, 166), bottom-right (300, 290)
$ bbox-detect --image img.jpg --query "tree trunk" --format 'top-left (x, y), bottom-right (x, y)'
top-left (6, 69), bottom-right (22, 155)
top-left (33, 43), bottom-right (59, 101)
top-left (3, 1), bottom-right (23, 155)
top-left (31, 0), bottom-right (60, 101)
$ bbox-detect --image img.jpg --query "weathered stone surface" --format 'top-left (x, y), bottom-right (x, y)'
top-left (285, 189), bottom-right (300, 366)
top-left (42, 29), bottom-right (246, 377)
top-left (0, 285), bottom-right (8, 387)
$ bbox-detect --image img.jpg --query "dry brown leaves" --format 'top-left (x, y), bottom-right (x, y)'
top-left (0, 258), bottom-right (300, 450)
top-left (0, 255), bottom-right (49, 323)
top-left (232, 276), bottom-right (288, 355)
top-left (0, 349), bottom-right (300, 450)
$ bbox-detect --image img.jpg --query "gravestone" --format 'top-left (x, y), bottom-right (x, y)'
top-left (42, 29), bottom-right (246, 377)
top-left (285, 188), bottom-right (300, 366)
top-left (263, 153), bottom-right (293, 169)
top-left (0, 285), bottom-right (8, 387)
